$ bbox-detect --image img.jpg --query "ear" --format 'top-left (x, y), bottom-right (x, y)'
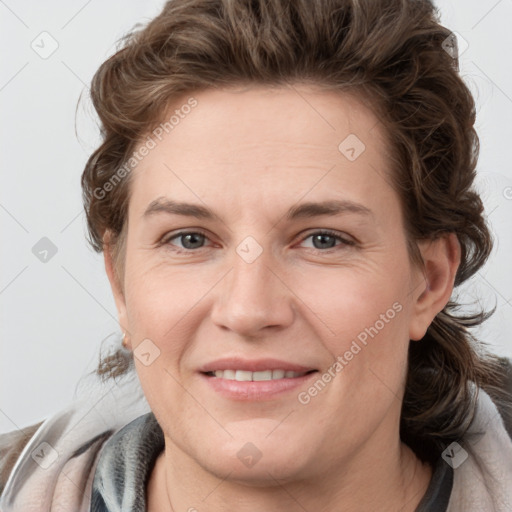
top-left (408, 233), bottom-right (461, 341)
top-left (103, 231), bottom-right (130, 347)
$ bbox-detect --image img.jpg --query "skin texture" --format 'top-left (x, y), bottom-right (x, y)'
top-left (104, 84), bottom-right (461, 511)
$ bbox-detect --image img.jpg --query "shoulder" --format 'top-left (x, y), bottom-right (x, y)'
top-left (0, 421), bottom-right (44, 494)
top-left (444, 368), bottom-right (512, 511)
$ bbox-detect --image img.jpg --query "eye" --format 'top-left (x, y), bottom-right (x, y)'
top-left (298, 230), bottom-right (355, 251)
top-left (160, 229), bottom-right (355, 254)
top-left (161, 230), bottom-right (212, 252)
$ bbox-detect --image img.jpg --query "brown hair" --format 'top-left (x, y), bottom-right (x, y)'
top-left (81, 0), bottom-right (511, 465)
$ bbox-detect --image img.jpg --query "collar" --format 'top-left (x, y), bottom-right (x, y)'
top-left (91, 412), bottom-right (164, 511)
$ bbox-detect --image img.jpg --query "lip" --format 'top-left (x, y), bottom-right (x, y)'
top-left (198, 358), bottom-right (318, 401)
top-left (200, 372), bottom-right (318, 401)
top-left (198, 357), bottom-right (316, 373)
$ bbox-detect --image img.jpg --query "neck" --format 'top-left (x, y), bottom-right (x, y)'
top-left (147, 434), bottom-right (432, 512)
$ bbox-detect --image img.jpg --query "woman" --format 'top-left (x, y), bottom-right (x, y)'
top-left (1, 0), bottom-right (511, 510)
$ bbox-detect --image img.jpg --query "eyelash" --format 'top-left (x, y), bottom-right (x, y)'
top-left (159, 229), bottom-right (356, 254)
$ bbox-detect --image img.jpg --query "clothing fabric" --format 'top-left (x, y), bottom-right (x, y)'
top-left (91, 412), bottom-right (454, 512)
top-left (1, 368), bottom-right (511, 511)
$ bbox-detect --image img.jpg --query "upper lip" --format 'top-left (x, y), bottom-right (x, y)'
top-left (198, 358), bottom-right (317, 373)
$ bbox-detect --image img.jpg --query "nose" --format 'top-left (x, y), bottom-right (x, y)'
top-left (210, 247), bottom-right (295, 337)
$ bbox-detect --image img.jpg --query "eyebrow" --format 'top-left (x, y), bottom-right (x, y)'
top-left (142, 197), bottom-right (373, 221)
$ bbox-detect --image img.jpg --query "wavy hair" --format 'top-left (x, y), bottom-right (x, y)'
top-left (81, 0), bottom-right (511, 465)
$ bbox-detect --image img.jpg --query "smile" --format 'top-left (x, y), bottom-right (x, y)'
top-left (205, 369), bottom-right (314, 381)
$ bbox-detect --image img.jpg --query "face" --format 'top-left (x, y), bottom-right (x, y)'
top-left (107, 84), bottom-right (439, 484)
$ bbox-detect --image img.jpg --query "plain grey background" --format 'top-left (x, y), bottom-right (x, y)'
top-left (1, 0), bottom-right (511, 433)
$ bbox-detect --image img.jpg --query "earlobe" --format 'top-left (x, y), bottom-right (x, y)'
top-left (409, 233), bottom-right (461, 341)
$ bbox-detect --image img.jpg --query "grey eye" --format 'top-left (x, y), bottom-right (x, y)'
top-left (176, 232), bottom-right (206, 250)
top-left (310, 233), bottom-right (338, 250)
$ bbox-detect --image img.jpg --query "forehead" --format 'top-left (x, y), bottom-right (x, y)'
top-left (147, 84), bottom-right (385, 155)
top-left (128, 84), bottom-right (394, 216)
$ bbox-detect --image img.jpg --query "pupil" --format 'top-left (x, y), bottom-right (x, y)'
top-left (314, 234), bottom-right (335, 249)
top-left (183, 233), bottom-right (203, 249)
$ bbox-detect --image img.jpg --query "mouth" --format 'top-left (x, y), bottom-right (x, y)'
top-left (203, 369), bottom-right (317, 381)
top-left (198, 358), bottom-right (319, 400)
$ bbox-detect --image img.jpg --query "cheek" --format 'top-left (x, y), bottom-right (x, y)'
top-left (123, 254), bottom-right (215, 333)
top-left (292, 261), bottom-right (412, 410)
top-left (291, 263), bottom-right (411, 352)
top-left (122, 259), bottom-right (223, 404)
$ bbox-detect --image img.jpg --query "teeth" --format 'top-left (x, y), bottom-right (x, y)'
top-left (211, 369), bottom-right (306, 381)
top-left (235, 370), bottom-right (252, 381)
top-left (253, 370), bottom-right (272, 381)
top-left (222, 369), bottom-right (236, 380)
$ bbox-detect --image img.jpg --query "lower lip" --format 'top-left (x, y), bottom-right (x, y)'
top-left (200, 372), bottom-right (318, 401)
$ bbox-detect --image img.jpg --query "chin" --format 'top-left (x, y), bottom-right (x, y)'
top-left (197, 434), bottom-right (314, 485)
top-left (202, 456), bottom-right (309, 487)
